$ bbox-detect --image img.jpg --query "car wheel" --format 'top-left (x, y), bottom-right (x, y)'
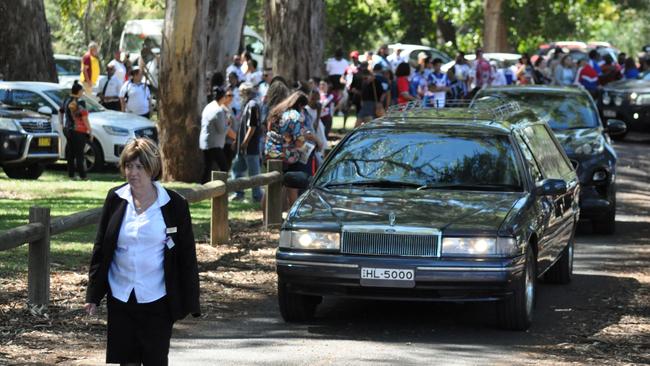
top-left (2, 164), bottom-right (45, 180)
top-left (84, 139), bottom-right (104, 172)
top-left (497, 244), bottom-right (535, 331)
top-left (544, 237), bottom-right (573, 284)
top-left (278, 279), bottom-right (321, 322)
top-left (593, 195), bottom-right (616, 235)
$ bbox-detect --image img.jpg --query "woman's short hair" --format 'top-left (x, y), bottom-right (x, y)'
top-left (119, 138), bottom-right (162, 180)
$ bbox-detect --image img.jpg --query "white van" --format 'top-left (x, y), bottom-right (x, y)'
top-left (119, 19), bottom-right (264, 67)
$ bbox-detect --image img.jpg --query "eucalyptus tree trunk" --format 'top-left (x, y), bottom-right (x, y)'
top-left (206, 0), bottom-right (247, 85)
top-left (264, 0), bottom-right (325, 83)
top-left (484, 0), bottom-right (508, 52)
top-left (158, 0), bottom-right (208, 182)
top-left (0, 0), bottom-right (57, 82)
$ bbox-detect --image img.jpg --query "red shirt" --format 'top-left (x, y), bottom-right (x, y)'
top-left (397, 76), bottom-right (410, 104)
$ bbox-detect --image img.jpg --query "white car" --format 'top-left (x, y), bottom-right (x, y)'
top-left (54, 54), bottom-right (104, 95)
top-left (441, 53), bottom-right (522, 73)
top-left (388, 43), bottom-right (452, 69)
top-left (0, 82), bottom-right (157, 171)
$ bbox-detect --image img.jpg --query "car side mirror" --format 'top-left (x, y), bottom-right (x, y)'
top-left (605, 119), bottom-right (626, 136)
top-left (283, 172), bottom-right (311, 190)
top-left (37, 106), bottom-right (53, 115)
top-left (535, 179), bottom-right (567, 196)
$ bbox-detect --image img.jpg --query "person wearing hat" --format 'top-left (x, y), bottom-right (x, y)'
top-left (119, 66), bottom-right (152, 118)
top-left (97, 63), bottom-right (123, 111)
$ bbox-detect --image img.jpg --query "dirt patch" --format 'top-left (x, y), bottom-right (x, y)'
top-left (0, 218), bottom-right (279, 365)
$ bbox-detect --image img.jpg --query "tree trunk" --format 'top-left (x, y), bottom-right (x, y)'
top-left (264, 0), bottom-right (325, 83)
top-left (159, 0), bottom-right (208, 182)
top-left (0, 0), bottom-right (57, 82)
top-left (483, 0), bottom-right (508, 52)
top-left (436, 15), bottom-right (457, 48)
top-left (206, 0), bottom-right (247, 87)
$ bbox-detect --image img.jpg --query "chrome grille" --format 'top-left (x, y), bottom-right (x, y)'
top-left (341, 229), bottom-right (439, 257)
top-left (19, 119), bottom-right (51, 133)
top-left (135, 127), bottom-right (158, 142)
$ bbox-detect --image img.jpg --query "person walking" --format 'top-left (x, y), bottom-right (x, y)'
top-left (108, 51), bottom-right (127, 83)
top-left (231, 82), bottom-right (263, 202)
top-left (357, 68), bottom-right (386, 125)
top-left (119, 67), bottom-right (152, 118)
top-left (84, 138), bottom-right (200, 366)
top-left (426, 58), bottom-right (451, 107)
top-left (97, 64), bottom-right (123, 111)
top-left (80, 41), bottom-right (100, 95)
top-left (575, 59), bottom-right (599, 98)
top-left (200, 86), bottom-right (233, 183)
top-left (472, 47), bottom-right (493, 94)
top-left (318, 80), bottom-right (335, 138)
top-left (226, 54), bottom-right (245, 82)
top-left (325, 49), bottom-right (349, 94)
top-left (61, 81), bottom-right (92, 180)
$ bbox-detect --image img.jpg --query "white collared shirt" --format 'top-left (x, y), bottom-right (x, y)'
top-left (109, 181), bottom-right (171, 303)
top-left (119, 81), bottom-right (151, 115)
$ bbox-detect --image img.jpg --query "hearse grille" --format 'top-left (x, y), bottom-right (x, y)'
top-left (19, 119), bottom-right (51, 133)
top-left (341, 230), bottom-right (439, 257)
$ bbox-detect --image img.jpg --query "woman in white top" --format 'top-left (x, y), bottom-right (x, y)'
top-left (85, 138), bottom-right (200, 365)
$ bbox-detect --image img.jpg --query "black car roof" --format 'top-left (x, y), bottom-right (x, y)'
top-left (362, 103), bottom-right (542, 135)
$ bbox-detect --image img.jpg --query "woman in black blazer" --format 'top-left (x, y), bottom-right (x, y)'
top-left (85, 138), bottom-right (200, 365)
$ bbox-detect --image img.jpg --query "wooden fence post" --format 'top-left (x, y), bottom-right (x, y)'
top-left (211, 171), bottom-right (229, 245)
top-left (28, 206), bottom-right (50, 306)
top-left (265, 159), bottom-right (284, 229)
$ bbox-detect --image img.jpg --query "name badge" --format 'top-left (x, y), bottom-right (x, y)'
top-left (165, 227), bottom-right (177, 234)
top-left (166, 237), bottom-right (176, 249)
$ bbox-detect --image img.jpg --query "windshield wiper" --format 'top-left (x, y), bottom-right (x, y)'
top-left (417, 183), bottom-right (521, 192)
top-left (323, 180), bottom-right (422, 189)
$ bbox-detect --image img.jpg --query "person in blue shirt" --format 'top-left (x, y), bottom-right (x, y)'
top-left (623, 57), bottom-right (640, 79)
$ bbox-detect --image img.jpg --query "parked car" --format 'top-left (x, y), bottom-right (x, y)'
top-left (277, 101), bottom-right (580, 330)
top-left (476, 86), bottom-right (625, 234)
top-left (54, 54), bottom-right (104, 95)
top-left (0, 82), bottom-right (157, 171)
top-left (388, 43), bottom-right (452, 69)
top-left (0, 103), bottom-right (59, 179)
top-left (600, 78), bottom-right (650, 136)
top-left (441, 52), bottom-right (521, 73)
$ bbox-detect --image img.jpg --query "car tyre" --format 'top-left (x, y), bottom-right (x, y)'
top-left (544, 238), bottom-right (573, 284)
top-left (3, 164), bottom-right (45, 180)
top-left (84, 139), bottom-right (104, 172)
top-left (278, 279), bottom-right (320, 322)
top-left (497, 244), bottom-right (535, 331)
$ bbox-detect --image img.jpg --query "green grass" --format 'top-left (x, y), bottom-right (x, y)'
top-left (0, 164), bottom-right (261, 277)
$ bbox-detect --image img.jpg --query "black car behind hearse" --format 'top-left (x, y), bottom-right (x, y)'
top-left (277, 100), bottom-right (579, 330)
top-left (476, 86), bottom-right (624, 234)
top-left (0, 103), bottom-right (59, 179)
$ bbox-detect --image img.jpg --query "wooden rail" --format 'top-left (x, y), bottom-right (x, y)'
top-left (0, 160), bottom-right (284, 306)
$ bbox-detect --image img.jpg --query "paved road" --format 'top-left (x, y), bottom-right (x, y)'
top-left (169, 135), bottom-right (650, 366)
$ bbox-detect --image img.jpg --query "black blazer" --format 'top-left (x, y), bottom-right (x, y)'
top-left (86, 183), bottom-right (201, 322)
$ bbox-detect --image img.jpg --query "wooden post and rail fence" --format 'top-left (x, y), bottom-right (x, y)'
top-left (0, 160), bottom-right (285, 307)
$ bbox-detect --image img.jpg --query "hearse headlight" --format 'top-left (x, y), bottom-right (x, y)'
top-left (442, 237), bottom-right (518, 257)
top-left (279, 230), bottom-right (340, 250)
top-left (0, 118), bottom-right (22, 132)
top-left (614, 96), bottom-right (623, 106)
top-left (574, 136), bottom-right (605, 155)
top-left (602, 93), bottom-right (611, 105)
top-left (632, 93), bottom-right (650, 106)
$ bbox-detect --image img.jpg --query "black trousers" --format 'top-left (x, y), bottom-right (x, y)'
top-left (202, 147), bottom-right (229, 183)
top-left (65, 130), bottom-right (87, 179)
top-left (106, 291), bottom-right (173, 365)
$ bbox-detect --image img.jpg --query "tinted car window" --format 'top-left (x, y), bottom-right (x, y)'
top-left (43, 89), bottom-right (105, 113)
top-left (481, 91), bottom-right (599, 130)
top-left (515, 134), bottom-right (543, 182)
top-left (11, 90), bottom-right (50, 110)
top-left (0, 89), bottom-right (8, 103)
top-left (317, 128), bottom-right (523, 189)
top-left (55, 59), bottom-right (81, 76)
top-left (523, 125), bottom-right (573, 179)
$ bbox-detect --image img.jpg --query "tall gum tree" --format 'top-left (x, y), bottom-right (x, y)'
top-left (158, 0), bottom-right (208, 182)
top-left (264, 0), bottom-right (325, 83)
top-left (483, 0), bottom-right (508, 52)
top-left (206, 0), bottom-right (247, 82)
top-left (0, 0), bottom-right (57, 81)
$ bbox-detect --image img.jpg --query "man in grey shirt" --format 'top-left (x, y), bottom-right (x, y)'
top-left (200, 86), bottom-right (233, 183)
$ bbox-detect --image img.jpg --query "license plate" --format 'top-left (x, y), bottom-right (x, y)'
top-left (37, 137), bottom-right (51, 147)
top-left (360, 267), bottom-right (415, 288)
top-left (603, 110), bottom-right (617, 118)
